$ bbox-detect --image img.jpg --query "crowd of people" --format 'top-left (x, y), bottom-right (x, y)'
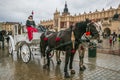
top-left (109, 32), bottom-right (120, 47)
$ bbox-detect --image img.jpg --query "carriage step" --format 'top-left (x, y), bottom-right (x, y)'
top-left (32, 51), bottom-right (40, 56)
top-left (31, 47), bottom-right (40, 51)
top-left (31, 46), bottom-right (40, 49)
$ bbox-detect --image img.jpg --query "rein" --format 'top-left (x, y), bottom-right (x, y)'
top-left (49, 37), bottom-right (89, 51)
top-left (49, 30), bottom-right (76, 51)
top-left (50, 26), bottom-right (91, 51)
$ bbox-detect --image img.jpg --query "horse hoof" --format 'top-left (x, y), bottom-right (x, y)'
top-left (83, 65), bottom-right (86, 70)
top-left (71, 70), bottom-right (75, 74)
top-left (43, 65), bottom-right (47, 69)
top-left (79, 68), bottom-right (83, 71)
top-left (98, 40), bottom-right (103, 43)
top-left (79, 66), bottom-right (86, 71)
top-left (57, 60), bottom-right (61, 65)
top-left (57, 61), bottom-right (61, 65)
top-left (64, 72), bottom-right (70, 78)
top-left (43, 64), bottom-right (49, 69)
top-left (59, 59), bottom-right (61, 62)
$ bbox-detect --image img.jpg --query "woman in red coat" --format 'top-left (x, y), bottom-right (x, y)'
top-left (26, 15), bottom-right (38, 41)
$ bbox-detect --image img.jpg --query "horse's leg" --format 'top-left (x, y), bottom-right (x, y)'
top-left (56, 50), bottom-right (61, 65)
top-left (58, 51), bottom-right (61, 62)
top-left (64, 49), bottom-right (70, 78)
top-left (2, 40), bottom-right (4, 49)
top-left (46, 50), bottom-right (51, 67)
top-left (40, 41), bottom-right (46, 57)
top-left (56, 51), bottom-right (58, 63)
top-left (43, 46), bottom-right (51, 69)
top-left (7, 37), bottom-right (9, 46)
top-left (69, 53), bottom-right (75, 74)
top-left (40, 41), bottom-right (48, 66)
top-left (43, 47), bottom-right (46, 65)
top-left (79, 49), bottom-right (86, 71)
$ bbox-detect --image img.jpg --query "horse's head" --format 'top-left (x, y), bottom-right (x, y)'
top-left (91, 21), bottom-right (103, 43)
top-left (73, 20), bottom-right (101, 42)
top-left (86, 22), bottom-right (100, 39)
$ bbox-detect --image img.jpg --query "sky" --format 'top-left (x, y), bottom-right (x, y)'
top-left (0, 0), bottom-right (120, 25)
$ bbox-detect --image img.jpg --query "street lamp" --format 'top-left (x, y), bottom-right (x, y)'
top-left (118, 26), bottom-right (120, 34)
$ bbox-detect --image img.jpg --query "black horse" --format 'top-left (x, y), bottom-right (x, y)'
top-left (0, 30), bottom-right (7, 49)
top-left (40, 20), bottom-right (100, 78)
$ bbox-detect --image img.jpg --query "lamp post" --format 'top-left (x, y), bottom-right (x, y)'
top-left (118, 26), bottom-right (120, 34)
top-left (118, 26), bottom-right (120, 55)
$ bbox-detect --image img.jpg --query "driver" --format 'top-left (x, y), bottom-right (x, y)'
top-left (26, 15), bottom-right (38, 41)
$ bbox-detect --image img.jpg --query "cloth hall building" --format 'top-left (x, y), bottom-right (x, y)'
top-left (40, 3), bottom-right (120, 35)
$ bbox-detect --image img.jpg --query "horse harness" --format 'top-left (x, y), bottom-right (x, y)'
top-left (47, 30), bottom-right (78, 52)
top-left (44, 31), bottom-right (54, 38)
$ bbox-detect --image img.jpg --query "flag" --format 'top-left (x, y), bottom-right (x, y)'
top-left (31, 11), bottom-right (34, 15)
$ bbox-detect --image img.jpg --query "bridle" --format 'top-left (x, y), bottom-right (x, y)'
top-left (81, 22), bottom-right (99, 42)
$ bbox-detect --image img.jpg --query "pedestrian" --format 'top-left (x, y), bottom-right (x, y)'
top-left (109, 36), bottom-right (112, 47)
top-left (118, 34), bottom-right (120, 43)
top-left (112, 32), bottom-right (117, 46)
top-left (112, 36), bottom-right (116, 46)
top-left (26, 15), bottom-right (38, 41)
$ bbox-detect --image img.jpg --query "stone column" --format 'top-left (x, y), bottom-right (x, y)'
top-left (66, 16), bottom-right (70, 28)
top-left (58, 17), bottom-right (61, 31)
top-left (53, 19), bottom-right (55, 28)
top-left (66, 21), bottom-right (69, 28)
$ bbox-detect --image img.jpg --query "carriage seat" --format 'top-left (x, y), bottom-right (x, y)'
top-left (23, 26), bottom-right (28, 33)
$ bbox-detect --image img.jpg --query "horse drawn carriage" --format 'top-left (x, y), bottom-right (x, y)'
top-left (8, 24), bottom-right (46, 63)
top-left (8, 19), bottom-right (102, 78)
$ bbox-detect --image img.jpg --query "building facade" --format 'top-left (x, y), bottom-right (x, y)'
top-left (40, 3), bottom-right (120, 35)
top-left (0, 22), bottom-right (3, 30)
top-left (1, 22), bottom-right (21, 35)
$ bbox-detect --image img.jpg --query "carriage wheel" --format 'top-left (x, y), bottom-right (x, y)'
top-left (20, 42), bottom-right (31, 63)
top-left (8, 39), bottom-right (13, 54)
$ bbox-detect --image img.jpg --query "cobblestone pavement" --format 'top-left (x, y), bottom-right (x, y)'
top-left (0, 48), bottom-right (120, 80)
top-left (0, 38), bottom-right (120, 80)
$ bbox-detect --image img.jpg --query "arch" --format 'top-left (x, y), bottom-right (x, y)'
top-left (103, 28), bottom-right (111, 37)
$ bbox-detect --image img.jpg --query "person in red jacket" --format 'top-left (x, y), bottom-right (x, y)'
top-left (26, 15), bottom-right (38, 41)
top-left (109, 36), bottom-right (112, 47)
